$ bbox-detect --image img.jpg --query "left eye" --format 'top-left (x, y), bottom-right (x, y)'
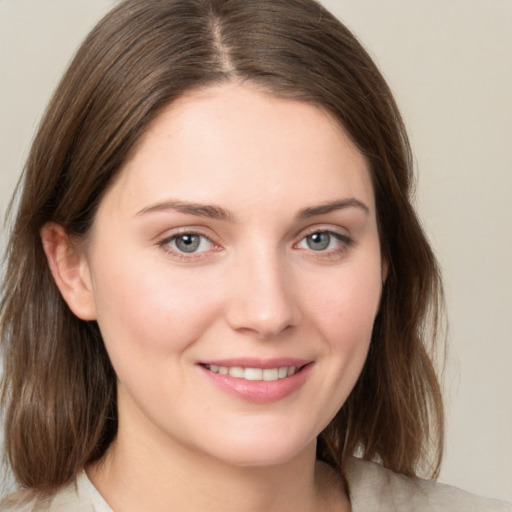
top-left (167, 233), bottom-right (213, 254)
top-left (297, 231), bottom-right (343, 251)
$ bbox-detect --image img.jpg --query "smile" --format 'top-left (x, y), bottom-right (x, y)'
top-left (203, 364), bottom-right (298, 381)
top-left (199, 360), bottom-right (313, 403)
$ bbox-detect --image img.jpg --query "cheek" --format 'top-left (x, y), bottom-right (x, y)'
top-left (303, 257), bottom-right (382, 378)
top-left (88, 247), bottom-right (223, 364)
top-left (308, 259), bottom-right (382, 338)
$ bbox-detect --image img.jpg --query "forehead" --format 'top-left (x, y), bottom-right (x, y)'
top-left (101, 83), bottom-right (374, 218)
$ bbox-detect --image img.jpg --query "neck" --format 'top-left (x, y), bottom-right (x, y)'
top-left (87, 420), bottom-right (348, 512)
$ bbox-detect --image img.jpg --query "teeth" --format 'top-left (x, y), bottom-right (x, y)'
top-left (244, 368), bottom-right (263, 380)
top-left (228, 367), bottom-right (244, 378)
top-left (205, 364), bottom-right (299, 381)
top-left (262, 368), bottom-right (279, 381)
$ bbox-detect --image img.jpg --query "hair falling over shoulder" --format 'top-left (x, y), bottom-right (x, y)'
top-left (1, 0), bottom-right (445, 494)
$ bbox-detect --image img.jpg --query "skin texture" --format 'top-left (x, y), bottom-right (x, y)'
top-left (42, 83), bottom-right (385, 512)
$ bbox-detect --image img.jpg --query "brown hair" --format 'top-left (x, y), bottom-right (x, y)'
top-left (1, 0), bottom-right (444, 493)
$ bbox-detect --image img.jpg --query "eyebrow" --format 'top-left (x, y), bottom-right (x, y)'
top-left (136, 200), bottom-right (233, 221)
top-left (136, 197), bottom-right (369, 221)
top-left (297, 198), bottom-right (369, 219)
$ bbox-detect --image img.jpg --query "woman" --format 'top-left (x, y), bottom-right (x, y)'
top-left (0, 0), bottom-right (509, 510)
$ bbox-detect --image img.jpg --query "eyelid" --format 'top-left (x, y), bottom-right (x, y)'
top-left (157, 228), bottom-right (222, 261)
top-left (293, 225), bottom-right (355, 257)
top-left (295, 224), bottom-right (352, 243)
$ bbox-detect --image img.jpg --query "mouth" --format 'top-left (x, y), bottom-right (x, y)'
top-left (202, 364), bottom-right (301, 381)
top-left (198, 360), bottom-right (313, 403)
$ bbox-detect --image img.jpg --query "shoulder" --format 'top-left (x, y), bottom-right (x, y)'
top-left (345, 457), bottom-right (512, 512)
top-left (0, 473), bottom-right (111, 512)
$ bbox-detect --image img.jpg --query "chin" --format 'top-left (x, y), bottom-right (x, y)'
top-left (198, 427), bottom-right (316, 469)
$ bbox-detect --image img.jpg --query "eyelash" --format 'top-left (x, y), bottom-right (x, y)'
top-left (157, 228), bottom-right (354, 261)
top-left (294, 229), bottom-right (354, 260)
top-left (157, 231), bottom-right (218, 261)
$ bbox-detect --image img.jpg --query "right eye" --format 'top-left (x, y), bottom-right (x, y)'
top-left (159, 232), bottom-right (216, 257)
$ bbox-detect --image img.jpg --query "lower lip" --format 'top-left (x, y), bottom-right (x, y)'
top-left (199, 364), bottom-right (313, 403)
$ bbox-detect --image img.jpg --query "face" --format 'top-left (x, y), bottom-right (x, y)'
top-left (79, 84), bottom-right (384, 468)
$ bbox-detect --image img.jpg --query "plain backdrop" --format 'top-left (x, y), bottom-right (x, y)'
top-left (0, 0), bottom-right (511, 502)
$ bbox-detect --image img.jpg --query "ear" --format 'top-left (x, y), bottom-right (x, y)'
top-left (41, 222), bottom-right (97, 320)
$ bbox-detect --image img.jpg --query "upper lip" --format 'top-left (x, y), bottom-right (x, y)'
top-left (198, 358), bottom-right (312, 369)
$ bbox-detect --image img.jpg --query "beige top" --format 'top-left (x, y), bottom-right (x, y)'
top-left (1, 458), bottom-right (510, 511)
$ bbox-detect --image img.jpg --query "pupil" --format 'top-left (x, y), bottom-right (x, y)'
top-left (176, 234), bottom-right (200, 253)
top-left (308, 232), bottom-right (330, 251)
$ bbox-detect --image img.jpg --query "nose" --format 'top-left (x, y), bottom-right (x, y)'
top-left (225, 249), bottom-right (302, 339)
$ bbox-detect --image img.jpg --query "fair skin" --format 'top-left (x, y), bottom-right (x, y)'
top-left (42, 84), bottom-right (385, 512)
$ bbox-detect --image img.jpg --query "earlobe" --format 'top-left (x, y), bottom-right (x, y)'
top-left (40, 222), bottom-right (97, 320)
